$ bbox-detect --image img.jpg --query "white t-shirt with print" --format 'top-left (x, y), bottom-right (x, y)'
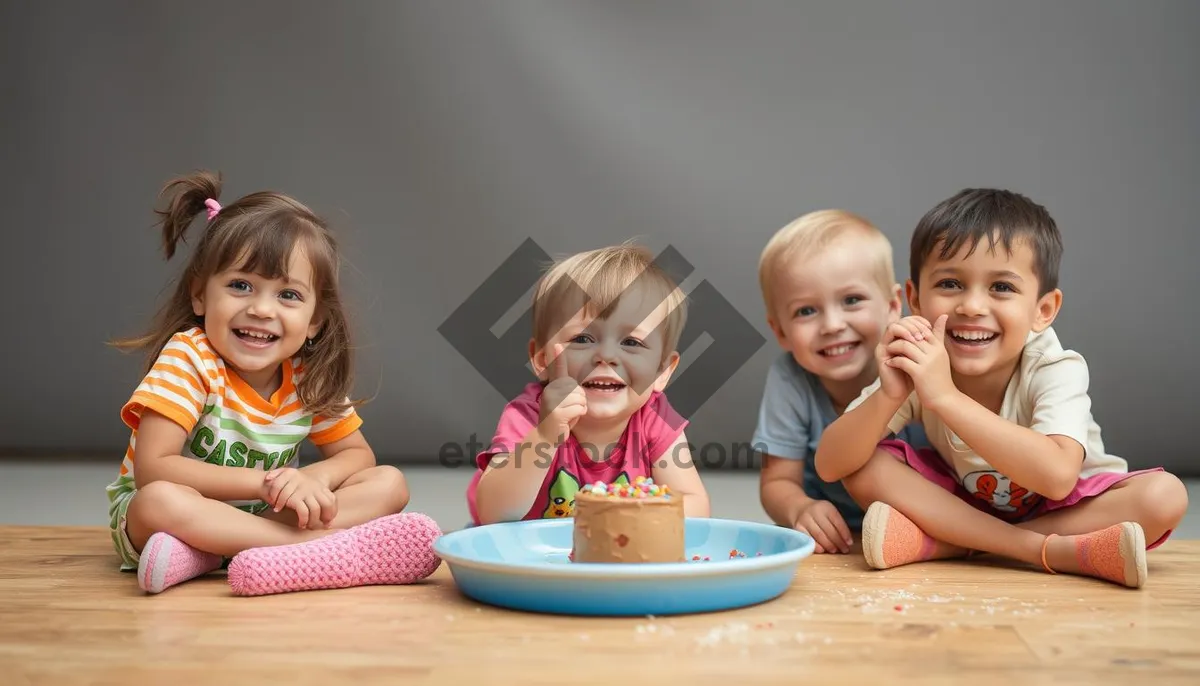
top-left (848, 326), bottom-right (1128, 513)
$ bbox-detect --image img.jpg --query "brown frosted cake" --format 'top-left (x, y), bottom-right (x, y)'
top-left (570, 477), bottom-right (685, 563)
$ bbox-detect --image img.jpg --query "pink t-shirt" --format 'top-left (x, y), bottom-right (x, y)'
top-left (466, 381), bottom-right (689, 525)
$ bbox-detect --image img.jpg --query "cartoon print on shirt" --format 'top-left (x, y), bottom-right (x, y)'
top-left (962, 470), bottom-right (1041, 518)
top-left (543, 469), bottom-right (580, 518)
top-left (541, 470), bottom-right (631, 519)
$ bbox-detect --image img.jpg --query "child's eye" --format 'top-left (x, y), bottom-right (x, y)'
top-left (228, 279), bottom-right (251, 292)
top-left (622, 337), bottom-right (646, 348)
top-left (934, 279), bottom-right (961, 290)
top-left (279, 289), bottom-right (303, 302)
top-left (569, 334), bottom-right (592, 344)
top-left (795, 306), bottom-right (816, 317)
top-left (992, 282), bottom-right (1016, 293)
top-left (844, 295), bottom-right (865, 306)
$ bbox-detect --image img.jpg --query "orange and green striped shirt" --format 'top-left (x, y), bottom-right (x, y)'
top-left (107, 327), bottom-right (362, 510)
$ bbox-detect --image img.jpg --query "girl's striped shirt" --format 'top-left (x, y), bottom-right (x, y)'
top-left (106, 327), bottom-right (361, 511)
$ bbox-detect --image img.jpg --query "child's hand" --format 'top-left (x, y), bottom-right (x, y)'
top-left (263, 468), bottom-right (338, 530)
top-left (539, 343), bottom-right (588, 441)
top-left (877, 316), bottom-right (931, 400)
top-left (885, 314), bottom-right (956, 410)
top-left (793, 500), bottom-right (853, 554)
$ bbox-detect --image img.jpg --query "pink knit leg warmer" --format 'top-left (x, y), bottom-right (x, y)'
top-left (226, 512), bottom-right (443, 596)
top-left (138, 532), bottom-right (224, 594)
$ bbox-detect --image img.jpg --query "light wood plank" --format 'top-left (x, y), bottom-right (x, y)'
top-left (0, 526), bottom-right (1197, 685)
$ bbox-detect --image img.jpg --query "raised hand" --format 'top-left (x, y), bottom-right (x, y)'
top-left (884, 314), bottom-right (956, 409)
top-left (877, 315), bottom-right (932, 400)
top-left (539, 343), bottom-right (588, 442)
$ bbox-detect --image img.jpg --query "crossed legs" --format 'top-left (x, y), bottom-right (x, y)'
top-left (123, 466), bottom-right (441, 594)
top-left (843, 448), bottom-right (1188, 588)
top-left (125, 465), bottom-right (412, 558)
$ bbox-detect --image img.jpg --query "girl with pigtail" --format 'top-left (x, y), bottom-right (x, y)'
top-left (108, 170), bottom-right (441, 595)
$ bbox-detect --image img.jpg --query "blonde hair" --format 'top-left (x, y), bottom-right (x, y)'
top-left (530, 241), bottom-right (687, 366)
top-left (758, 209), bottom-right (897, 320)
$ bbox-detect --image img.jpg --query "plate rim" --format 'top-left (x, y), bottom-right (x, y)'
top-left (432, 517), bottom-right (815, 579)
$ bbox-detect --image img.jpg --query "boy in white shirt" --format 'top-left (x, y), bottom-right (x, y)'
top-left (815, 188), bottom-right (1188, 588)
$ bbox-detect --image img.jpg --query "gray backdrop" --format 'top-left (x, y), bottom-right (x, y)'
top-left (2, 1), bottom-right (1197, 475)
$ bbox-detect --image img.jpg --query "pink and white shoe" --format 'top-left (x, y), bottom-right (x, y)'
top-left (226, 512), bottom-right (443, 596)
top-left (137, 532), bottom-right (224, 594)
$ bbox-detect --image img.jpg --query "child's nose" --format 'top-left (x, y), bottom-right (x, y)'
top-left (246, 295), bottom-right (276, 319)
top-left (820, 312), bottom-right (846, 334)
top-left (593, 339), bottom-right (619, 364)
top-left (957, 289), bottom-right (989, 316)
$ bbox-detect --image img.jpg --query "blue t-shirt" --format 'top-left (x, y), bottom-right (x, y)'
top-left (751, 352), bottom-right (929, 530)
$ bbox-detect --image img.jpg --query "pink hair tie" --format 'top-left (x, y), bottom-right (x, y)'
top-left (205, 198), bottom-right (222, 221)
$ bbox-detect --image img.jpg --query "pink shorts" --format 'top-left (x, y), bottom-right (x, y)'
top-left (877, 439), bottom-right (1172, 550)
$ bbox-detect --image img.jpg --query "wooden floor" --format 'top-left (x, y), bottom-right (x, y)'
top-left (2, 527), bottom-right (1198, 685)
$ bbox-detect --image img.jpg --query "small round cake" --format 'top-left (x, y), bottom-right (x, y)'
top-left (570, 477), bottom-right (685, 563)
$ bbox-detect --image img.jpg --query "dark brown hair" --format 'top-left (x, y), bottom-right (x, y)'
top-left (910, 188), bottom-right (1063, 296)
top-left (113, 170), bottom-right (358, 417)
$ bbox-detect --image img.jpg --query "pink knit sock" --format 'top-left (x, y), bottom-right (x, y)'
top-left (226, 512), bottom-right (443, 596)
top-left (137, 532), bottom-right (224, 594)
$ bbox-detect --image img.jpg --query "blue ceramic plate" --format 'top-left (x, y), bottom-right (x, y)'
top-left (433, 518), bottom-right (815, 616)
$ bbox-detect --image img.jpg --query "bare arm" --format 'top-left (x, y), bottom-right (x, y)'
top-left (816, 316), bottom-right (924, 483)
top-left (132, 409), bottom-right (264, 501)
top-left (759, 454), bottom-right (816, 527)
top-left (477, 344), bottom-right (589, 524)
top-left (304, 429), bottom-right (377, 490)
top-left (885, 314), bottom-right (1083, 501)
top-left (651, 431), bottom-right (710, 517)
top-left (474, 423), bottom-right (562, 524)
top-left (814, 389), bottom-right (906, 483)
top-left (929, 391), bottom-right (1083, 501)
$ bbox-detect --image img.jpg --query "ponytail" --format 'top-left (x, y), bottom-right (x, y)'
top-left (155, 170), bottom-right (222, 260)
top-left (110, 169), bottom-right (224, 366)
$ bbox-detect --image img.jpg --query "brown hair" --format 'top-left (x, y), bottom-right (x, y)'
top-left (910, 188), bottom-right (1063, 296)
top-left (112, 170), bottom-right (358, 417)
top-left (530, 241), bottom-right (687, 369)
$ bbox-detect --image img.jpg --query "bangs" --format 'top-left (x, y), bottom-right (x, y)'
top-left (203, 210), bottom-right (331, 287)
top-left (573, 268), bottom-right (644, 320)
top-left (535, 259), bottom-right (683, 349)
top-left (932, 222), bottom-right (1013, 265)
top-left (911, 188), bottom-right (1062, 294)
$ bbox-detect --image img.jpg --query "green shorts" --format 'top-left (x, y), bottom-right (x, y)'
top-left (105, 475), bottom-right (270, 571)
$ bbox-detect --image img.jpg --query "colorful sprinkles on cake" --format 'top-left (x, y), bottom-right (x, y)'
top-left (689, 549), bottom-right (765, 562)
top-left (580, 476), bottom-right (671, 499)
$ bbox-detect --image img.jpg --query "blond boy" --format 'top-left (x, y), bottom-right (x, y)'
top-left (468, 242), bottom-right (711, 525)
top-left (754, 210), bottom-right (928, 553)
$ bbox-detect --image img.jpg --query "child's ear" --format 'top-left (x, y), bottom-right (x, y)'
top-left (527, 338), bottom-right (547, 379)
top-left (190, 279), bottom-right (205, 317)
top-left (887, 283), bottom-right (903, 323)
top-left (306, 309), bottom-right (326, 340)
top-left (904, 279), bottom-right (921, 317)
top-left (653, 351), bottom-right (681, 392)
top-left (1032, 288), bottom-right (1063, 332)
top-left (766, 316), bottom-right (789, 349)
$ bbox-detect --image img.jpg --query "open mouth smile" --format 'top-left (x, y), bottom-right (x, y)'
top-left (582, 379), bottom-right (626, 393)
top-left (818, 342), bottom-right (860, 358)
top-left (233, 328), bottom-right (280, 347)
top-left (949, 328), bottom-right (999, 347)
